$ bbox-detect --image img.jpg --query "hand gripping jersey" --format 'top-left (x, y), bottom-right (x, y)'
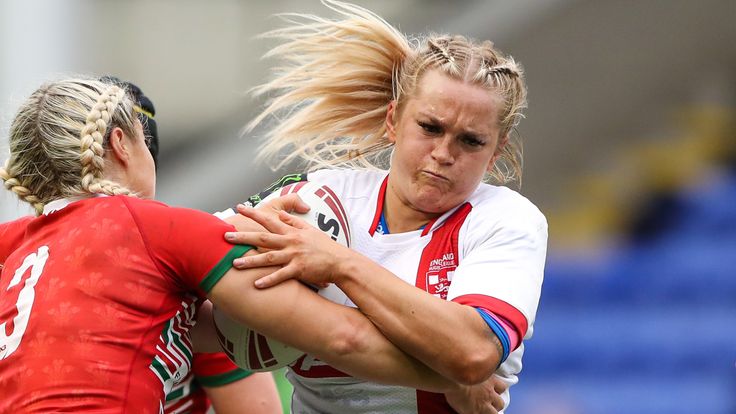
top-left (280, 169), bottom-right (548, 414)
top-left (0, 196), bottom-right (248, 413)
top-left (164, 352), bottom-right (252, 413)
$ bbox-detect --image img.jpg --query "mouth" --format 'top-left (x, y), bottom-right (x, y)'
top-left (420, 170), bottom-right (450, 182)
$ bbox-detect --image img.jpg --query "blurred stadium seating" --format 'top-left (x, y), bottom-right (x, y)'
top-left (511, 108), bottom-right (736, 414)
top-left (1, 2), bottom-right (734, 413)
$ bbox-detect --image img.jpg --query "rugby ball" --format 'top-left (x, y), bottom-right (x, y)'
top-left (213, 181), bottom-right (351, 371)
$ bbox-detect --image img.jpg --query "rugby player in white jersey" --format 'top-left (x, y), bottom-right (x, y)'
top-left (225, 2), bottom-right (547, 413)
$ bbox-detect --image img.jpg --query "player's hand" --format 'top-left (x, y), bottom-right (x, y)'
top-left (445, 375), bottom-right (507, 414)
top-left (225, 204), bottom-right (351, 289)
top-left (257, 193), bottom-right (311, 215)
top-left (224, 194), bottom-right (310, 234)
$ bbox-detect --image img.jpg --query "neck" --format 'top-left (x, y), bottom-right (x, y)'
top-left (383, 179), bottom-right (440, 234)
top-left (102, 155), bottom-right (125, 187)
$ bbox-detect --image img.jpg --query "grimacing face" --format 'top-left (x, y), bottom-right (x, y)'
top-left (386, 69), bottom-right (506, 219)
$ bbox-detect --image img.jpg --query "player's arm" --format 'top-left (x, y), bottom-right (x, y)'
top-left (195, 296), bottom-right (506, 413)
top-left (126, 195), bottom-right (459, 392)
top-left (302, 249), bottom-right (502, 385)
top-left (190, 320), bottom-right (282, 414)
top-left (332, 253), bottom-right (503, 385)
top-left (206, 261), bottom-right (460, 393)
top-left (179, 345), bottom-right (281, 414)
top-left (207, 196), bottom-right (459, 392)
top-left (228, 207), bottom-right (501, 385)
top-left (204, 372), bottom-right (281, 414)
top-left (445, 374), bottom-right (508, 414)
top-left (230, 206), bottom-right (546, 386)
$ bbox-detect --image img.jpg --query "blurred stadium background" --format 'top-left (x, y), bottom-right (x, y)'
top-left (1, 1), bottom-right (734, 413)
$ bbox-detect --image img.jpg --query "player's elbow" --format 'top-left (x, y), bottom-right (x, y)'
top-left (325, 329), bottom-right (359, 358)
top-left (449, 346), bottom-right (500, 385)
top-left (324, 314), bottom-right (368, 358)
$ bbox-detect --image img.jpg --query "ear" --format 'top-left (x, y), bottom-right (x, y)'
top-left (487, 133), bottom-right (509, 172)
top-left (107, 126), bottom-right (132, 167)
top-left (385, 100), bottom-right (398, 144)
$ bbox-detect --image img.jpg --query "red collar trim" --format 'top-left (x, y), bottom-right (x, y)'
top-left (368, 175), bottom-right (389, 236)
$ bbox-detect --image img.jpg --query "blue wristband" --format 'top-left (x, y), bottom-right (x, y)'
top-left (475, 307), bottom-right (511, 364)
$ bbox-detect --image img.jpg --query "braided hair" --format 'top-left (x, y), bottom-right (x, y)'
top-left (0, 77), bottom-right (139, 214)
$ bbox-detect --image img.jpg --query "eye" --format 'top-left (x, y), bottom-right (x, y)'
top-left (418, 121), bottom-right (442, 135)
top-left (460, 134), bottom-right (485, 147)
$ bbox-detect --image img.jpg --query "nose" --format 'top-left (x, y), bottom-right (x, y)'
top-left (430, 135), bottom-right (455, 165)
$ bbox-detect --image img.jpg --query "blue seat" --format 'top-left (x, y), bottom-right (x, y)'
top-left (510, 375), bottom-right (735, 414)
top-left (543, 237), bottom-right (736, 306)
top-left (523, 307), bottom-right (736, 376)
top-left (521, 170), bottom-right (736, 414)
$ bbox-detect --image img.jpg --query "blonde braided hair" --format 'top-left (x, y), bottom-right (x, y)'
top-left (79, 85), bottom-right (134, 197)
top-left (0, 159), bottom-right (44, 215)
top-left (248, 0), bottom-right (527, 185)
top-left (1, 77), bottom-right (138, 215)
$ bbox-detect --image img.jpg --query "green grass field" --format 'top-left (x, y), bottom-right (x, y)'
top-left (273, 368), bottom-right (293, 413)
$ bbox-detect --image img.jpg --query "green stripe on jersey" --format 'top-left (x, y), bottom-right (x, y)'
top-left (151, 356), bottom-right (172, 382)
top-left (166, 319), bottom-right (193, 362)
top-left (199, 245), bottom-right (253, 293)
top-left (197, 368), bottom-right (253, 387)
top-left (165, 385), bottom-right (185, 401)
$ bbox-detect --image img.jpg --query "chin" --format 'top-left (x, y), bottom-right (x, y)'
top-left (412, 196), bottom-right (451, 215)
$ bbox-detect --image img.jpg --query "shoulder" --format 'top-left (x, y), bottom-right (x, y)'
top-left (464, 184), bottom-right (548, 243)
top-left (0, 216), bottom-right (35, 263)
top-left (468, 184), bottom-right (547, 223)
top-left (308, 168), bottom-right (387, 192)
top-left (116, 197), bottom-right (232, 246)
top-left (120, 196), bottom-right (219, 224)
top-left (0, 215), bottom-right (34, 236)
top-left (117, 195), bottom-right (170, 211)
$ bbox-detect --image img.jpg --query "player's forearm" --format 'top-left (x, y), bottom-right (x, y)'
top-left (209, 266), bottom-right (457, 392)
top-left (205, 373), bottom-right (281, 414)
top-left (311, 305), bottom-right (460, 393)
top-left (334, 253), bottom-right (501, 385)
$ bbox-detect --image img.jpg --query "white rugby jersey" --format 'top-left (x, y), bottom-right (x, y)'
top-left (286, 168), bottom-right (548, 414)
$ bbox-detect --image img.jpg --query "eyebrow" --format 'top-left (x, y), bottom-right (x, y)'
top-left (417, 112), bottom-right (489, 141)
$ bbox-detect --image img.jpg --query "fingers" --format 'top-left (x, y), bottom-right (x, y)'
top-left (226, 213), bottom-right (266, 232)
top-left (491, 393), bottom-right (504, 413)
top-left (232, 251), bottom-right (288, 269)
top-left (236, 200), bottom-right (316, 235)
top-left (277, 210), bottom-right (311, 230)
top-left (490, 377), bottom-right (506, 412)
top-left (279, 193), bottom-right (311, 214)
top-left (261, 193), bottom-right (311, 214)
top-left (254, 267), bottom-right (295, 289)
top-left (492, 375), bottom-right (508, 394)
top-left (224, 231), bottom-right (287, 249)
top-left (237, 205), bottom-right (292, 234)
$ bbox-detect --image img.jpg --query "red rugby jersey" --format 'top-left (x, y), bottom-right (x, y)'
top-left (0, 196), bottom-right (248, 413)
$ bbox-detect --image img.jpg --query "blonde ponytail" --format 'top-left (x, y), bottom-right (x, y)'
top-left (247, 0), bottom-right (412, 171)
top-left (249, 0), bottom-right (528, 184)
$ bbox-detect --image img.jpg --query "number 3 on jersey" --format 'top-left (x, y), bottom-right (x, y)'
top-left (0, 246), bottom-right (49, 359)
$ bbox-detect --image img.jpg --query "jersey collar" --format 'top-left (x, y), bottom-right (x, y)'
top-left (43, 194), bottom-right (107, 215)
top-left (368, 174), bottom-right (468, 237)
